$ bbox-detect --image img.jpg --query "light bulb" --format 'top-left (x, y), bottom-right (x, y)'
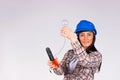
top-left (62, 19), bottom-right (69, 26)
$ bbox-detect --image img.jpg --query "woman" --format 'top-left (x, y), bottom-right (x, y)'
top-left (48, 20), bottom-right (102, 80)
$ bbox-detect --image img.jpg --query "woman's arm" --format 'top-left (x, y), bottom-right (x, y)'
top-left (71, 40), bottom-right (102, 68)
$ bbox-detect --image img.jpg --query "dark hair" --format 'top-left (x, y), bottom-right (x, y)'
top-left (77, 31), bottom-right (101, 72)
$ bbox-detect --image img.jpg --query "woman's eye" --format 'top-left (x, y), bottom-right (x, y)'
top-left (88, 34), bottom-right (91, 36)
top-left (80, 34), bottom-right (84, 37)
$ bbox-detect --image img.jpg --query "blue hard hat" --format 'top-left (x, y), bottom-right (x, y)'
top-left (74, 20), bottom-right (97, 35)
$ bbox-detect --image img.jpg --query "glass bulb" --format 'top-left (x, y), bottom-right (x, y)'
top-left (62, 19), bottom-right (69, 26)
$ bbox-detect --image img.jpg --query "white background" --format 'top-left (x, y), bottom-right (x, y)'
top-left (0, 0), bottom-right (120, 80)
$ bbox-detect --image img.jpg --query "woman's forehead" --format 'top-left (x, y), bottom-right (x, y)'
top-left (80, 31), bottom-right (93, 34)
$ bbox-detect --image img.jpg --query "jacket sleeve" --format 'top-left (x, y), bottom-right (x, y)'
top-left (71, 40), bottom-right (102, 68)
top-left (53, 52), bottom-right (68, 75)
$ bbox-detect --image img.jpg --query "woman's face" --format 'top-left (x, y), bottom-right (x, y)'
top-left (79, 31), bottom-right (94, 49)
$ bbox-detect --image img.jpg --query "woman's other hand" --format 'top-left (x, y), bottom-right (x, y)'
top-left (61, 26), bottom-right (77, 43)
top-left (48, 58), bottom-right (59, 70)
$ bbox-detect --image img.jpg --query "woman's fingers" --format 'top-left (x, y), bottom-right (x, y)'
top-left (61, 27), bottom-right (72, 38)
top-left (48, 60), bottom-right (57, 70)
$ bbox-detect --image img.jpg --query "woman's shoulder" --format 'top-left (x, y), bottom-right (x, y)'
top-left (90, 51), bottom-right (102, 57)
top-left (67, 49), bottom-right (74, 53)
top-left (64, 49), bottom-right (74, 57)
